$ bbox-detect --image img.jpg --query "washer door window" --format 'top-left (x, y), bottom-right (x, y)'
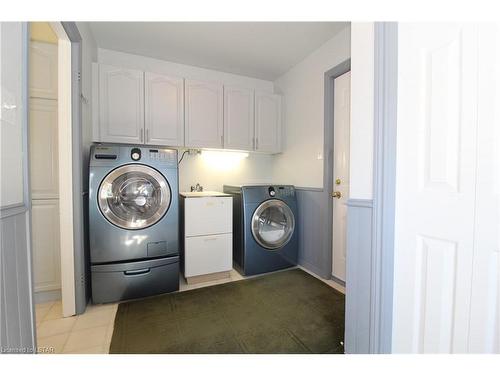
top-left (98, 164), bottom-right (171, 230)
top-left (251, 199), bottom-right (295, 250)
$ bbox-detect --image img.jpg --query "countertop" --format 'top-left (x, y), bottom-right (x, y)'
top-left (180, 191), bottom-right (231, 198)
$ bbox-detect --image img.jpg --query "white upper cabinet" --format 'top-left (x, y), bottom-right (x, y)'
top-left (29, 42), bottom-right (58, 99)
top-left (99, 64), bottom-right (144, 144)
top-left (223, 86), bottom-right (254, 151)
top-left (255, 91), bottom-right (282, 153)
top-left (145, 72), bottom-right (184, 146)
top-left (185, 79), bottom-right (223, 148)
top-left (93, 62), bottom-right (283, 153)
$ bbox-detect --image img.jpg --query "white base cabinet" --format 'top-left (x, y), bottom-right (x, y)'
top-left (181, 193), bottom-right (232, 281)
top-left (184, 234), bottom-right (232, 277)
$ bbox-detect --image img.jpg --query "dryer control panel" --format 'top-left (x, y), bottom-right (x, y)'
top-left (275, 186), bottom-right (295, 198)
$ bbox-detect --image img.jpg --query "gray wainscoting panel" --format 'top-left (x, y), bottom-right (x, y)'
top-left (0, 210), bottom-right (35, 353)
top-left (344, 198), bottom-right (373, 354)
top-left (295, 189), bottom-right (332, 279)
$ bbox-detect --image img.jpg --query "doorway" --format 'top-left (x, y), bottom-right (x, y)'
top-left (331, 71), bottom-right (351, 284)
top-left (29, 23), bottom-right (62, 310)
top-left (28, 22), bottom-right (86, 323)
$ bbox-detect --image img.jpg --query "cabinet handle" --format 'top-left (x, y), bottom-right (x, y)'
top-left (221, 135), bottom-right (224, 147)
top-left (204, 237), bottom-right (218, 241)
top-left (146, 129), bottom-right (149, 143)
top-left (256, 138), bottom-right (259, 150)
top-left (140, 128), bottom-right (144, 143)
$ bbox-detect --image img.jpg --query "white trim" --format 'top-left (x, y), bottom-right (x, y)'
top-left (24, 21), bottom-right (37, 352)
top-left (51, 22), bottom-right (76, 317)
top-left (371, 22), bottom-right (398, 353)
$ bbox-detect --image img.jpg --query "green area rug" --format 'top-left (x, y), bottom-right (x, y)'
top-left (109, 268), bottom-right (345, 354)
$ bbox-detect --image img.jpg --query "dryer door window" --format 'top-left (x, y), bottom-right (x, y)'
top-left (251, 199), bottom-right (295, 250)
top-left (98, 164), bottom-right (171, 230)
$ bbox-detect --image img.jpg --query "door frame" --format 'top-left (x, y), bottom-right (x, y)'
top-left (36, 22), bottom-right (86, 317)
top-left (323, 22), bottom-right (398, 353)
top-left (323, 59), bottom-right (351, 281)
top-left (370, 22), bottom-right (398, 353)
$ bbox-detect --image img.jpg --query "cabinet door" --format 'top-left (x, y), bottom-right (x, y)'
top-left (223, 86), bottom-right (254, 151)
top-left (255, 92), bottom-right (282, 153)
top-left (99, 64), bottom-right (144, 144)
top-left (184, 233), bottom-right (232, 277)
top-left (29, 41), bottom-right (58, 99)
top-left (145, 72), bottom-right (184, 146)
top-left (184, 197), bottom-right (232, 237)
top-left (185, 79), bottom-right (223, 148)
top-left (29, 98), bottom-right (58, 199)
top-left (32, 200), bottom-right (61, 292)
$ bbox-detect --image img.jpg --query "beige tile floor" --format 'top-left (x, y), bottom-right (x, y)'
top-left (35, 300), bottom-right (118, 354)
top-left (35, 267), bottom-right (343, 354)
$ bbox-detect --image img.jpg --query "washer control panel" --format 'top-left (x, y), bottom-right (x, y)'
top-left (148, 149), bottom-right (177, 164)
top-left (130, 148), bottom-right (141, 161)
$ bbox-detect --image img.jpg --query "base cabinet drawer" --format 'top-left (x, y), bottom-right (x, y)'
top-left (184, 196), bottom-right (232, 236)
top-left (91, 256), bottom-right (179, 303)
top-left (184, 233), bottom-right (232, 277)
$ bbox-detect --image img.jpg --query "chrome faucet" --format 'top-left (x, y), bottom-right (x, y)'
top-left (190, 183), bottom-right (203, 192)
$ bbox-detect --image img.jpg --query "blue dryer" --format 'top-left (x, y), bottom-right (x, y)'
top-left (223, 185), bottom-right (299, 276)
top-left (89, 144), bottom-right (179, 303)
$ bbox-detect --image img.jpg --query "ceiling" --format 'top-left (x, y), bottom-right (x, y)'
top-left (88, 22), bottom-right (349, 80)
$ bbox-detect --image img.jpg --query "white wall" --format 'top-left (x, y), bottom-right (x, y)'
top-left (97, 48), bottom-right (274, 92)
top-left (272, 26), bottom-right (351, 189)
top-left (178, 151), bottom-right (273, 193)
top-left (350, 23), bottom-right (374, 199)
top-left (76, 22), bottom-right (97, 191)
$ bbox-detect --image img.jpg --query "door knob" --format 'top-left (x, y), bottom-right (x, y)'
top-left (332, 191), bottom-right (342, 199)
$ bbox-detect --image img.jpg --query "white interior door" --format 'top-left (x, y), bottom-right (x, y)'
top-left (467, 24), bottom-right (500, 354)
top-left (393, 23), bottom-right (482, 353)
top-left (332, 72), bottom-right (350, 282)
